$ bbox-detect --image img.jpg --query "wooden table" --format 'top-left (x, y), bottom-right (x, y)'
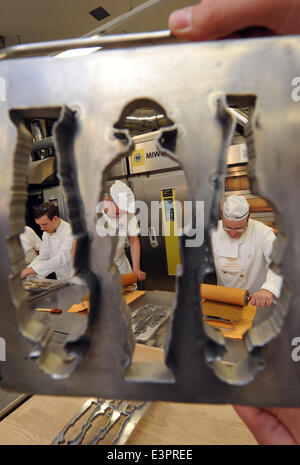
top-left (0, 344), bottom-right (257, 445)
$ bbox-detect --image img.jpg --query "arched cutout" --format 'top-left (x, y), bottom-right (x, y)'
top-left (6, 106), bottom-right (99, 379)
top-left (99, 98), bottom-right (194, 381)
top-left (203, 94), bottom-right (291, 385)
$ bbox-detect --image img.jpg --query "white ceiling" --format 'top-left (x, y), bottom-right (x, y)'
top-left (0, 0), bottom-right (198, 47)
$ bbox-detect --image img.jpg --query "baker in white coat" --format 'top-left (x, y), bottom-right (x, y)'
top-left (211, 195), bottom-right (283, 307)
top-left (101, 181), bottom-right (146, 281)
top-left (19, 226), bottom-right (42, 265)
top-left (20, 202), bottom-right (77, 282)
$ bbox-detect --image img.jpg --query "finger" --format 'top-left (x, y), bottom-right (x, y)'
top-left (250, 295), bottom-right (258, 306)
top-left (265, 297), bottom-right (273, 307)
top-left (253, 298), bottom-right (263, 307)
top-left (268, 408), bottom-right (300, 444)
top-left (233, 405), bottom-right (296, 445)
top-left (251, 294), bottom-right (269, 307)
top-left (168, 0), bottom-right (293, 41)
top-left (259, 295), bottom-right (273, 307)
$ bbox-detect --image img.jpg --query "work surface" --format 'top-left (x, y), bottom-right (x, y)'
top-left (0, 285), bottom-right (258, 445)
top-left (0, 344), bottom-right (257, 445)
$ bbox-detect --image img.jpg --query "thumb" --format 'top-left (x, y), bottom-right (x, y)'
top-left (168, 0), bottom-right (288, 41)
top-left (234, 405), bottom-right (297, 445)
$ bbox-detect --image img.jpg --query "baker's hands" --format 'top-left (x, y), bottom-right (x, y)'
top-left (20, 267), bottom-right (36, 280)
top-left (133, 268), bottom-right (146, 281)
top-left (234, 405), bottom-right (300, 445)
top-left (168, 0), bottom-right (300, 41)
top-left (250, 289), bottom-right (274, 307)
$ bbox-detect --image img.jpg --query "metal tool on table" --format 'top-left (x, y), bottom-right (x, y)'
top-left (203, 316), bottom-right (236, 331)
top-left (35, 308), bottom-right (63, 314)
top-left (0, 31), bottom-right (299, 407)
top-left (131, 303), bottom-right (170, 342)
top-left (52, 398), bottom-right (151, 445)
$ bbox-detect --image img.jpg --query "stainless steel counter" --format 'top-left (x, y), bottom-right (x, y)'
top-left (0, 391), bottom-right (29, 420)
top-left (28, 282), bottom-right (89, 338)
top-left (0, 286), bottom-right (174, 418)
top-left (29, 285), bottom-right (174, 346)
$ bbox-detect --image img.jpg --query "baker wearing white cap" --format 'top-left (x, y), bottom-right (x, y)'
top-left (103, 181), bottom-right (146, 280)
top-left (211, 195), bottom-right (282, 307)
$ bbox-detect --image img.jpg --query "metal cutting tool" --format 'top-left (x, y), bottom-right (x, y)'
top-left (0, 30), bottom-right (299, 406)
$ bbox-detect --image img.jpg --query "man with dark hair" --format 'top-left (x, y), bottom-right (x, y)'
top-left (35, 202), bottom-right (59, 221)
top-left (20, 202), bottom-right (76, 282)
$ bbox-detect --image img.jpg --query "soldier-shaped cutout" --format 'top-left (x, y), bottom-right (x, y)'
top-left (6, 107), bottom-right (94, 379)
top-left (105, 98), bottom-right (190, 371)
top-left (204, 95), bottom-right (290, 385)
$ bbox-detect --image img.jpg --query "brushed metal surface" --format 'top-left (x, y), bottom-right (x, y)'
top-left (0, 34), bottom-right (299, 405)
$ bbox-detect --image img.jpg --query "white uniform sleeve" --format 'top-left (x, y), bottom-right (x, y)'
top-left (20, 227), bottom-right (41, 251)
top-left (260, 230), bottom-right (283, 299)
top-left (20, 227), bottom-right (42, 265)
top-left (30, 228), bottom-right (42, 251)
top-left (30, 227), bottom-right (73, 279)
top-left (127, 213), bottom-right (140, 237)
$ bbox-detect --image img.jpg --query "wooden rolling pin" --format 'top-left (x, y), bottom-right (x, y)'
top-left (200, 284), bottom-right (250, 322)
top-left (200, 284), bottom-right (249, 306)
top-left (121, 272), bottom-right (138, 287)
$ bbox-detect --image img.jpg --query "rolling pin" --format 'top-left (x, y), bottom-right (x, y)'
top-left (200, 284), bottom-right (249, 306)
top-left (121, 272), bottom-right (138, 287)
top-left (200, 284), bottom-right (251, 322)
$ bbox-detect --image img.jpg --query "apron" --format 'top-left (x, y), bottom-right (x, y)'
top-left (212, 226), bottom-right (248, 290)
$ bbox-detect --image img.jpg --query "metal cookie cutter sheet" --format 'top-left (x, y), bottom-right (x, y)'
top-left (0, 31), bottom-right (300, 406)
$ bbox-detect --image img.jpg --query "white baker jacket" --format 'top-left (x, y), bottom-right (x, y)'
top-left (211, 218), bottom-right (283, 298)
top-left (30, 219), bottom-right (76, 281)
top-left (20, 226), bottom-right (42, 265)
top-left (102, 212), bottom-right (140, 274)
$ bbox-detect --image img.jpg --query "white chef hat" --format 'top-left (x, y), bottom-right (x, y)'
top-left (223, 195), bottom-right (249, 221)
top-left (110, 180), bottom-right (135, 213)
